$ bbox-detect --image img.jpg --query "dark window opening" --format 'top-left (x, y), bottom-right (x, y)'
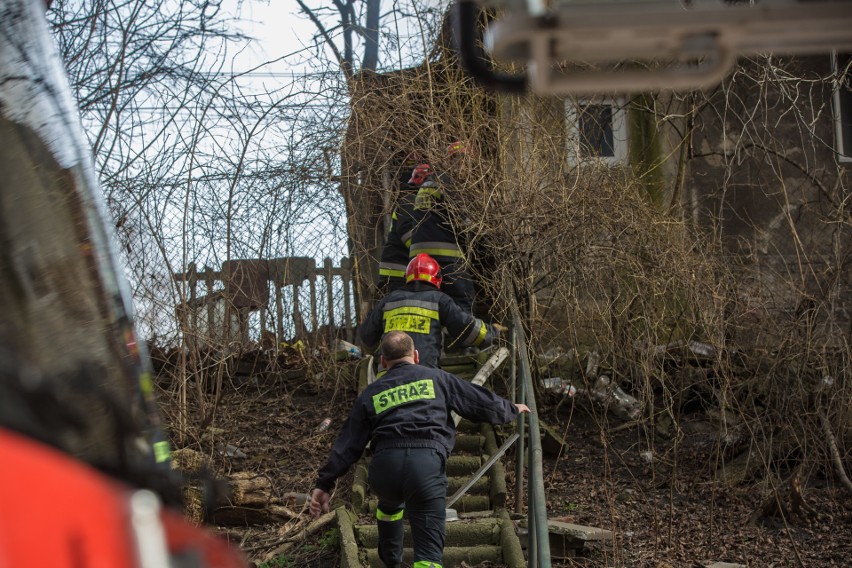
top-left (578, 104), bottom-right (615, 158)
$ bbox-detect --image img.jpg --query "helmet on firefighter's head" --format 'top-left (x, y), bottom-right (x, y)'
top-left (407, 163), bottom-right (433, 186)
top-left (405, 254), bottom-right (442, 288)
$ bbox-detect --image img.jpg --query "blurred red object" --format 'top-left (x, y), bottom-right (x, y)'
top-left (0, 429), bottom-right (247, 568)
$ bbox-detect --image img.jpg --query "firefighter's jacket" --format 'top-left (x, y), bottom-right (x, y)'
top-left (358, 282), bottom-right (497, 368)
top-left (408, 181), bottom-right (464, 263)
top-left (378, 192), bottom-right (417, 286)
top-left (314, 361), bottom-right (519, 492)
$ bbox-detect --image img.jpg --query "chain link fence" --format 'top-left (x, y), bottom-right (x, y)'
top-left (114, 180), bottom-right (353, 351)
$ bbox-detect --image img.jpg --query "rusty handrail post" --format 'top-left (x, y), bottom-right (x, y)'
top-left (512, 305), bottom-right (551, 567)
top-left (512, 327), bottom-right (526, 515)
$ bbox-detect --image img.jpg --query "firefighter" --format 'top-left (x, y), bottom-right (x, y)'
top-left (376, 163), bottom-right (429, 295)
top-left (360, 253), bottom-right (501, 369)
top-left (408, 144), bottom-right (475, 313)
top-left (309, 330), bottom-right (530, 568)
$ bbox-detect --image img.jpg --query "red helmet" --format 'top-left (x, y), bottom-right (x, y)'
top-left (447, 140), bottom-right (467, 157)
top-left (407, 163), bottom-right (433, 186)
top-left (405, 254), bottom-right (442, 288)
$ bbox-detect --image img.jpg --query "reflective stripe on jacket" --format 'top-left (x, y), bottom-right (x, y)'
top-left (378, 261), bottom-right (407, 278)
top-left (358, 282), bottom-right (496, 368)
top-left (379, 193), bottom-right (417, 280)
top-left (409, 240), bottom-right (463, 259)
top-left (410, 182), bottom-right (464, 263)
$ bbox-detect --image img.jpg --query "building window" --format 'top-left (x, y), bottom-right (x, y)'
top-left (566, 98), bottom-right (628, 165)
top-left (833, 52), bottom-right (852, 162)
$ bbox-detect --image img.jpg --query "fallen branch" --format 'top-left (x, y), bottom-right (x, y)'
top-left (818, 406), bottom-right (852, 497)
top-left (260, 510), bottom-right (335, 562)
top-left (453, 347), bottom-right (509, 426)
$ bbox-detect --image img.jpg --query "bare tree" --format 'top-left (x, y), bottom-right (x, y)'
top-left (46, 0), bottom-right (355, 440)
top-left (295, 0), bottom-right (383, 77)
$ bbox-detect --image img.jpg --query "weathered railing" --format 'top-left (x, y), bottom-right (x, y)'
top-left (173, 257), bottom-right (356, 350)
top-left (512, 304), bottom-right (553, 567)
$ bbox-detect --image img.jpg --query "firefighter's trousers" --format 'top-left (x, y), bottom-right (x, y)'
top-left (368, 447), bottom-right (447, 568)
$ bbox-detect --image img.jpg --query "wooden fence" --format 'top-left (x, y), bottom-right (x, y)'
top-left (173, 257), bottom-right (356, 350)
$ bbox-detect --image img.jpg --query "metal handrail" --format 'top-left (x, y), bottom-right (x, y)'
top-left (447, 432), bottom-right (520, 508)
top-left (512, 305), bottom-right (552, 567)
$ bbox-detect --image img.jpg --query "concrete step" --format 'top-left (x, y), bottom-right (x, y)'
top-left (447, 475), bottom-right (490, 495)
top-left (518, 520), bottom-right (614, 559)
top-left (354, 517), bottom-right (501, 548)
top-left (446, 455), bottom-right (482, 475)
top-left (364, 545), bottom-right (503, 568)
top-left (338, 508), bottom-right (526, 568)
top-left (439, 352), bottom-right (481, 368)
top-left (451, 434), bottom-right (485, 453)
top-left (456, 418), bottom-right (483, 433)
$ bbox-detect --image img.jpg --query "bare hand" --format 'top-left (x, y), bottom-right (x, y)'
top-left (493, 323), bottom-right (509, 333)
top-left (309, 488), bottom-right (330, 518)
top-left (515, 403), bottom-right (531, 414)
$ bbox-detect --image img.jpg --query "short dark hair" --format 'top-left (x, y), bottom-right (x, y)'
top-left (381, 331), bottom-right (415, 361)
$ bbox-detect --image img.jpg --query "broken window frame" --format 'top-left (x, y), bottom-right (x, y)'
top-left (565, 96), bottom-right (629, 166)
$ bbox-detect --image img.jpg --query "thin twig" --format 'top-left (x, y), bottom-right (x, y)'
top-left (818, 406), bottom-right (852, 497)
top-left (260, 511), bottom-right (336, 562)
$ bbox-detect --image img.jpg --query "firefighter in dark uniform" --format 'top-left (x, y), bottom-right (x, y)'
top-left (309, 331), bottom-right (530, 568)
top-left (360, 253), bottom-right (502, 369)
top-left (408, 147), bottom-right (475, 313)
top-left (377, 164), bottom-right (429, 294)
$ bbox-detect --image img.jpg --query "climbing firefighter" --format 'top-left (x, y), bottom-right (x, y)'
top-left (360, 253), bottom-right (501, 369)
top-left (309, 330), bottom-right (530, 568)
top-left (408, 142), bottom-right (476, 313)
top-left (376, 162), bottom-right (428, 295)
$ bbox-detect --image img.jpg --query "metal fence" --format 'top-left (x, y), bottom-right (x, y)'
top-left (112, 174), bottom-right (352, 351)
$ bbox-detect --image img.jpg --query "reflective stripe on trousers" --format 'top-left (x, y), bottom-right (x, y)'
top-left (368, 447), bottom-right (447, 568)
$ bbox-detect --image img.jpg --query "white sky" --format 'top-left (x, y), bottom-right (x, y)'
top-left (223, 0), bottom-right (440, 81)
top-left (224, 1), bottom-right (333, 75)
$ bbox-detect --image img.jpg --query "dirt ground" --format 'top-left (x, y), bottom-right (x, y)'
top-left (157, 355), bottom-right (852, 568)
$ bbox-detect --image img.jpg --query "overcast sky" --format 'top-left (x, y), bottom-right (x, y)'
top-left (225, 1), bottom-right (316, 70)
